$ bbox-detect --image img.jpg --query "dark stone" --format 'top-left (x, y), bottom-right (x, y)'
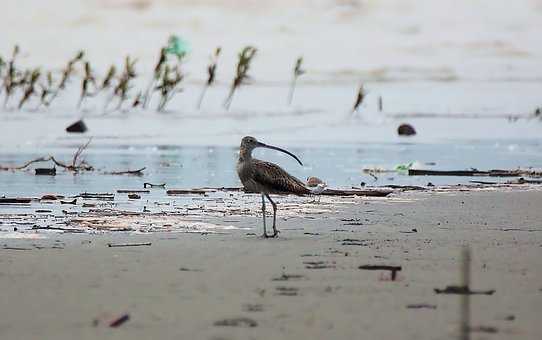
top-left (35, 168), bottom-right (56, 176)
top-left (397, 123), bottom-right (416, 136)
top-left (66, 120), bottom-right (87, 133)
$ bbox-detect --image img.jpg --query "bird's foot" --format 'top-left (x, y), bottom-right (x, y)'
top-left (261, 231), bottom-right (279, 238)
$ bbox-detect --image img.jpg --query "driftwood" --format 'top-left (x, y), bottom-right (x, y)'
top-left (105, 167), bottom-right (146, 176)
top-left (0, 198), bottom-right (32, 204)
top-left (117, 189), bottom-right (150, 193)
top-left (78, 192), bottom-right (114, 200)
top-left (0, 157), bottom-right (50, 171)
top-left (358, 265), bottom-right (402, 280)
top-left (167, 189), bottom-right (210, 195)
top-left (409, 169), bottom-right (541, 177)
top-left (107, 242), bottom-right (151, 248)
top-left (434, 285), bottom-right (495, 295)
top-left (383, 185), bottom-right (426, 191)
top-left (319, 188), bottom-right (392, 197)
top-left (144, 182), bottom-right (166, 188)
top-left (31, 225), bottom-right (85, 233)
top-left (166, 187), bottom-right (392, 197)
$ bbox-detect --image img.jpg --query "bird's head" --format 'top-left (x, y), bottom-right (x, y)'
top-left (239, 136), bottom-right (303, 166)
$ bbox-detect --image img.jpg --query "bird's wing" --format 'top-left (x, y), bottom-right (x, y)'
top-left (252, 160), bottom-right (309, 195)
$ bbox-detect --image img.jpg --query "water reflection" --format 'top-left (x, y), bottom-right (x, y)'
top-left (0, 140), bottom-right (541, 197)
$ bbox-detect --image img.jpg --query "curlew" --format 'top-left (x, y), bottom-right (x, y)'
top-left (237, 136), bottom-right (309, 238)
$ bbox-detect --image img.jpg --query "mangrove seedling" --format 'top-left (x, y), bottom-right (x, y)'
top-left (0, 55), bottom-right (5, 94)
top-left (132, 91), bottom-right (143, 108)
top-left (18, 68), bottom-right (41, 109)
top-left (78, 61), bottom-right (97, 108)
top-left (107, 56), bottom-right (137, 111)
top-left (3, 45), bottom-right (21, 108)
top-left (36, 71), bottom-right (55, 109)
top-left (352, 83), bottom-right (366, 113)
top-left (46, 50), bottom-right (85, 106)
top-left (101, 65), bottom-right (116, 90)
top-left (288, 56), bottom-right (305, 105)
top-left (223, 46), bottom-right (257, 110)
top-left (156, 64), bottom-right (184, 112)
top-left (142, 47), bottom-right (167, 109)
top-left (58, 50), bottom-right (85, 90)
top-left (197, 47), bottom-right (221, 109)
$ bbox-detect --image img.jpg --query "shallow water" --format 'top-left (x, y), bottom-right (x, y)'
top-left (1, 139), bottom-right (541, 198)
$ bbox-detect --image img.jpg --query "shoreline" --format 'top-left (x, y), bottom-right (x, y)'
top-left (1, 188), bottom-right (541, 339)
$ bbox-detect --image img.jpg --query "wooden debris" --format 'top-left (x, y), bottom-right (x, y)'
top-left (406, 304), bottom-right (437, 309)
top-left (319, 188), bottom-right (392, 197)
top-left (0, 198), bottom-right (32, 204)
top-left (409, 169), bottom-right (541, 177)
top-left (107, 242), bottom-right (152, 248)
top-left (358, 265), bottom-right (402, 280)
top-left (469, 325), bottom-right (498, 334)
top-left (105, 167), bottom-right (146, 176)
top-left (434, 285), bottom-right (495, 295)
top-left (60, 199), bottom-right (77, 205)
top-left (117, 190), bottom-right (150, 194)
top-left (272, 274), bottom-right (305, 281)
top-left (41, 194), bottom-right (63, 200)
top-left (31, 225), bottom-right (85, 233)
top-left (109, 314), bottom-right (130, 328)
top-left (214, 317), bottom-right (258, 328)
top-left (144, 182), bottom-right (166, 188)
top-left (0, 156), bottom-right (50, 171)
top-left (79, 193), bottom-right (114, 200)
top-left (384, 184), bottom-right (426, 191)
top-left (35, 167), bottom-right (56, 176)
top-left (167, 189), bottom-right (209, 195)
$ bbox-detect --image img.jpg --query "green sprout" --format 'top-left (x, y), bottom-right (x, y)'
top-left (288, 56), bottom-right (305, 105)
top-left (197, 47), bottom-right (221, 109)
top-left (224, 46), bottom-right (257, 110)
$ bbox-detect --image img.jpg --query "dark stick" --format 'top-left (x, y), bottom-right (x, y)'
top-left (460, 245), bottom-right (471, 340)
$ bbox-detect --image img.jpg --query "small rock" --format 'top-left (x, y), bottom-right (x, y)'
top-left (397, 123), bottom-right (416, 136)
top-left (66, 119), bottom-right (87, 133)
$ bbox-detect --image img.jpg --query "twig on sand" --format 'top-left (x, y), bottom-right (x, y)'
top-left (358, 265), bottom-right (402, 281)
top-left (107, 242), bottom-right (152, 248)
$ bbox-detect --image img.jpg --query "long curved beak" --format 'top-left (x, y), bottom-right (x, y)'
top-left (258, 142), bottom-right (303, 166)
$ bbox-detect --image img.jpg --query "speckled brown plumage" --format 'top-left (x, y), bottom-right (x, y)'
top-left (238, 159), bottom-right (310, 195)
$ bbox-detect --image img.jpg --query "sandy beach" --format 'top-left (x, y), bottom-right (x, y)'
top-left (1, 188), bottom-right (541, 340)
top-left (1, 1), bottom-right (542, 339)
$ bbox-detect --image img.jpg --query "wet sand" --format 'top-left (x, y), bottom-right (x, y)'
top-left (1, 189), bottom-right (541, 340)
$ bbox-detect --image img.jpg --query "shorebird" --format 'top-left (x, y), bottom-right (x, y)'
top-left (237, 136), bottom-right (309, 238)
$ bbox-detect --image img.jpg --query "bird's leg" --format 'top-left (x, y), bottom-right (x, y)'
top-left (265, 194), bottom-right (278, 237)
top-left (261, 193), bottom-right (268, 238)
